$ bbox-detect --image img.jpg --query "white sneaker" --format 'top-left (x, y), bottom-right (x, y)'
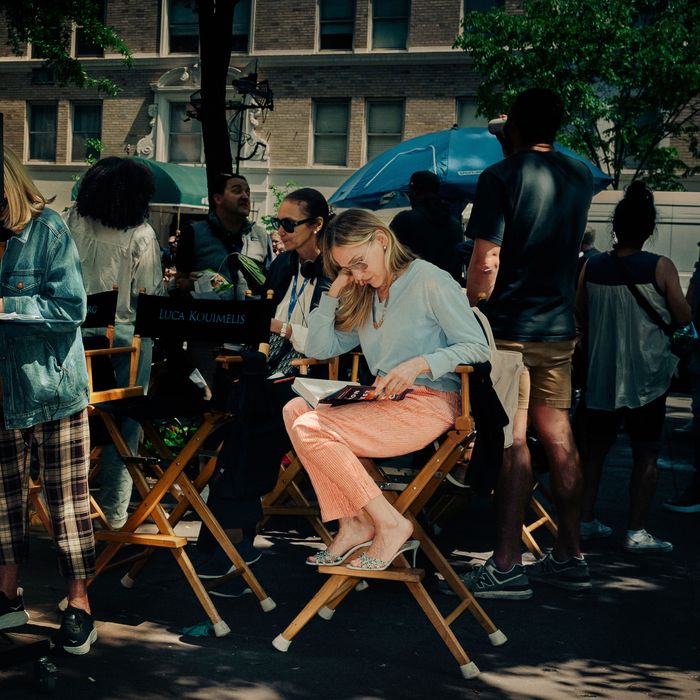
top-left (580, 518), bottom-right (613, 540)
top-left (623, 529), bottom-right (673, 553)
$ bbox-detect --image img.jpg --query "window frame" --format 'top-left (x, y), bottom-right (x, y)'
top-left (312, 99), bottom-right (350, 167)
top-left (167, 100), bottom-right (205, 164)
top-left (163, 0), bottom-right (252, 55)
top-left (318, 0), bottom-right (355, 52)
top-left (365, 98), bottom-right (404, 163)
top-left (371, 0), bottom-right (411, 50)
top-left (26, 102), bottom-right (58, 163)
top-left (455, 97), bottom-right (482, 129)
top-left (70, 102), bottom-right (103, 164)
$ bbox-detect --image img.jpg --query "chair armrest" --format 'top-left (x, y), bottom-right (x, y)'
top-left (291, 356), bottom-right (339, 379)
top-left (454, 364), bottom-right (475, 433)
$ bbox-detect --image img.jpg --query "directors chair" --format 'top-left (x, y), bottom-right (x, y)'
top-left (88, 293), bottom-right (277, 636)
top-left (272, 365), bottom-right (507, 679)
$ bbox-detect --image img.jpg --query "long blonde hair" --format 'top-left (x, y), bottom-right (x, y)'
top-left (2, 146), bottom-right (53, 232)
top-left (322, 209), bottom-right (415, 331)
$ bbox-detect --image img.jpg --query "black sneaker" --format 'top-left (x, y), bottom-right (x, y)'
top-left (0, 589), bottom-right (30, 630)
top-left (460, 558), bottom-right (533, 600)
top-left (527, 552), bottom-right (592, 590)
top-left (55, 606), bottom-right (97, 655)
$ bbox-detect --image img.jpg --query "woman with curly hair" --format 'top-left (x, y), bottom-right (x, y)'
top-left (64, 157), bottom-right (165, 530)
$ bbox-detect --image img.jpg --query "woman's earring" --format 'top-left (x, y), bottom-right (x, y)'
top-left (383, 246), bottom-right (387, 251)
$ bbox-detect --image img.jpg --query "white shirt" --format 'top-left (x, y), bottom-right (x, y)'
top-left (63, 208), bottom-right (166, 330)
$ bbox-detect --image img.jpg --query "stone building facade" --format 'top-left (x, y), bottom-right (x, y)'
top-left (0, 0), bottom-right (697, 223)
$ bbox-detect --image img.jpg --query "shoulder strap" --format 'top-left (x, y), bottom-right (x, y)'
top-left (610, 251), bottom-right (673, 337)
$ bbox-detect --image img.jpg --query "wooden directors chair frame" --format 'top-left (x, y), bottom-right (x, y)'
top-left (88, 293), bottom-right (277, 636)
top-left (272, 365), bottom-right (507, 679)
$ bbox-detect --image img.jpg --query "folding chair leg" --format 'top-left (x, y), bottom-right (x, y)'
top-left (406, 515), bottom-right (504, 640)
top-left (404, 580), bottom-right (480, 679)
top-left (272, 575), bottom-right (355, 652)
top-left (169, 547), bottom-right (231, 637)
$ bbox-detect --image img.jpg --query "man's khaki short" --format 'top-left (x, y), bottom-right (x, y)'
top-left (495, 339), bottom-right (576, 410)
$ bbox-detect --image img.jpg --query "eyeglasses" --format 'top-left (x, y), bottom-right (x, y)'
top-left (271, 217), bottom-right (315, 233)
top-left (338, 238), bottom-right (374, 275)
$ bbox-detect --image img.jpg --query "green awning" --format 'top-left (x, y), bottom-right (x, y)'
top-left (71, 157), bottom-right (209, 210)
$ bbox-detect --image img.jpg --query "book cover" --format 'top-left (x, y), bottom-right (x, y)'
top-left (292, 377), bottom-right (411, 408)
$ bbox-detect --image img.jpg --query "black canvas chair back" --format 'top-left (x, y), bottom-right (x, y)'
top-left (87, 292), bottom-right (278, 637)
top-left (133, 294), bottom-right (274, 346)
top-left (82, 290), bottom-right (120, 393)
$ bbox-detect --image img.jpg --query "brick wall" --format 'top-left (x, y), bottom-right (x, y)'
top-left (108, 1), bottom-right (160, 54)
top-left (255, 0), bottom-right (316, 52)
top-left (410, 0), bottom-right (462, 47)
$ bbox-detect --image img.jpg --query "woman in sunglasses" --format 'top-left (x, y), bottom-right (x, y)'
top-left (283, 209), bottom-right (490, 570)
top-left (196, 188), bottom-right (333, 596)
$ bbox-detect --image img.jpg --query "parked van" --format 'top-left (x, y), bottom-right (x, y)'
top-left (588, 191), bottom-right (700, 289)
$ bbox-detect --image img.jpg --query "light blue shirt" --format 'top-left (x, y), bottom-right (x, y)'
top-left (305, 259), bottom-right (490, 392)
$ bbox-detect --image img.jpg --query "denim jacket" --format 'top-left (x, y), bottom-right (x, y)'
top-left (0, 208), bottom-right (89, 429)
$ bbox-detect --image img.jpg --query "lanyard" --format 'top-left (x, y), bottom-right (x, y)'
top-left (287, 274), bottom-right (310, 322)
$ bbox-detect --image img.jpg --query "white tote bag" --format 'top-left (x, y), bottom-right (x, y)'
top-left (472, 307), bottom-right (524, 448)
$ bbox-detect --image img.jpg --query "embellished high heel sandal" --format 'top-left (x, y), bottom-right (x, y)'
top-left (346, 539), bottom-right (420, 571)
top-left (305, 541), bottom-right (372, 567)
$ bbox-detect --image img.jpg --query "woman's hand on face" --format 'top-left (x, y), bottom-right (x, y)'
top-left (373, 356), bottom-right (429, 399)
top-left (328, 270), bottom-right (355, 298)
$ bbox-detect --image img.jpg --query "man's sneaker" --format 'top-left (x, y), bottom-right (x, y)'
top-left (580, 518), bottom-right (613, 540)
top-left (208, 576), bottom-right (253, 599)
top-left (198, 539), bottom-right (262, 579)
top-left (663, 489), bottom-right (700, 514)
top-left (461, 558), bottom-right (533, 600)
top-left (527, 553), bottom-right (592, 590)
top-left (0, 589), bottom-right (29, 630)
top-left (623, 529), bottom-right (673, 552)
top-left (55, 606), bottom-right (97, 655)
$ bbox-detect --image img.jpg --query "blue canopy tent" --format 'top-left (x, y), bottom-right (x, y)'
top-left (329, 127), bottom-right (612, 212)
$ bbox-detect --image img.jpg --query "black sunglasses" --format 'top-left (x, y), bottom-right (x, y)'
top-left (271, 217), bottom-right (315, 233)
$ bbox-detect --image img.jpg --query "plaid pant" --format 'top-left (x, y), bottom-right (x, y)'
top-left (0, 408), bottom-right (96, 579)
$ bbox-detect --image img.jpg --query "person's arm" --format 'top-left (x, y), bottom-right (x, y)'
top-left (466, 238), bottom-right (501, 305)
top-left (304, 272), bottom-right (360, 360)
top-left (1, 224), bottom-right (85, 327)
top-left (375, 271), bottom-right (491, 398)
top-left (574, 259), bottom-right (589, 337)
top-left (173, 224), bottom-right (197, 293)
top-left (132, 225), bottom-right (167, 297)
top-left (656, 256), bottom-right (691, 325)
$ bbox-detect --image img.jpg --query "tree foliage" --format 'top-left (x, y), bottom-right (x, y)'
top-left (1, 0), bottom-right (131, 96)
top-left (454, 0), bottom-right (700, 189)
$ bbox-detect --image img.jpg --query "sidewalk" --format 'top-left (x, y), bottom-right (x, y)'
top-left (1, 396), bottom-right (698, 699)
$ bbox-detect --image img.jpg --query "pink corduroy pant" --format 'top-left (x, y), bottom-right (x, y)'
top-left (283, 386), bottom-right (460, 522)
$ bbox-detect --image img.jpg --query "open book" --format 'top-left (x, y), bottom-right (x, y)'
top-left (292, 377), bottom-right (411, 408)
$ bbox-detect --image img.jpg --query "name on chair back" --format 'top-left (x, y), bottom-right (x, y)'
top-left (158, 308), bottom-right (246, 324)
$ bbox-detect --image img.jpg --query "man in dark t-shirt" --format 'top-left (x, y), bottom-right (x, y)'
top-left (465, 88), bottom-right (594, 599)
top-left (390, 170), bottom-right (464, 283)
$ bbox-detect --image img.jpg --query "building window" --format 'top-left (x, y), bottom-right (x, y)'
top-left (456, 98), bottom-right (481, 128)
top-left (319, 0), bottom-right (355, 50)
top-left (372, 0), bottom-right (410, 50)
top-left (75, 0), bottom-right (106, 57)
top-left (71, 103), bottom-right (102, 162)
top-left (27, 103), bottom-right (57, 161)
top-left (232, 0), bottom-right (251, 52)
top-left (366, 100), bottom-right (403, 161)
top-left (168, 0), bottom-right (251, 54)
top-left (464, 0), bottom-right (504, 13)
top-left (313, 101), bottom-right (349, 166)
top-left (169, 0), bottom-right (199, 53)
top-left (169, 103), bottom-right (203, 163)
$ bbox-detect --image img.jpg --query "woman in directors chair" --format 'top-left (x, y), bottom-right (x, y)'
top-left (284, 209), bottom-right (490, 571)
